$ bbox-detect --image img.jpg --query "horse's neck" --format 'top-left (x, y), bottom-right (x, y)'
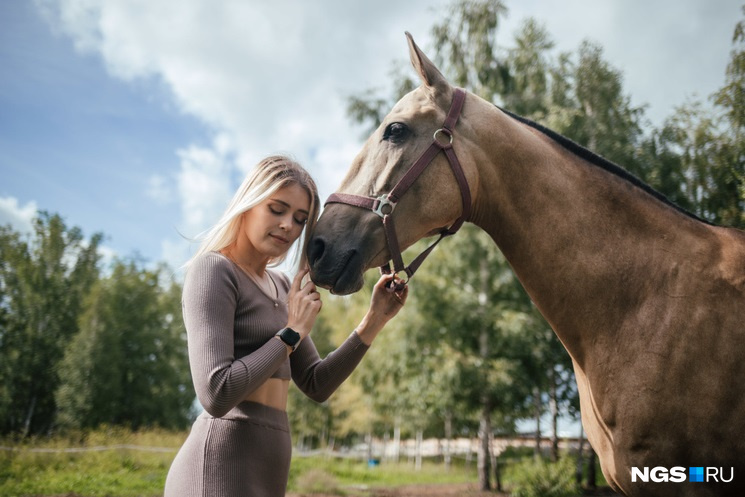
top-left (471, 111), bottom-right (709, 365)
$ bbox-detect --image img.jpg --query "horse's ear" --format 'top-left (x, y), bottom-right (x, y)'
top-left (406, 32), bottom-right (452, 102)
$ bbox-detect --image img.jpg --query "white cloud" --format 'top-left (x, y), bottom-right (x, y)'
top-left (0, 196), bottom-right (38, 235)
top-left (146, 174), bottom-right (174, 204)
top-left (161, 237), bottom-right (191, 277)
top-left (176, 135), bottom-right (235, 238)
top-left (36, 0), bottom-right (449, 261)
top-left (34, 0), bottom-right (742, 263)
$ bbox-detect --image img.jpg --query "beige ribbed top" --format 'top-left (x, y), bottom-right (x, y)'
top-left (182, 251), bottom-right (369, 418)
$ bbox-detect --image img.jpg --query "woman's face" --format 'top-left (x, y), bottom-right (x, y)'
top-left (240, 183), bottom-right (311, 261)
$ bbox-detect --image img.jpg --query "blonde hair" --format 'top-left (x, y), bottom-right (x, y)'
top-left (185, 155), bottom-right (320, 272)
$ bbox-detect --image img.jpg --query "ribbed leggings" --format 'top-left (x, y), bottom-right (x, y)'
top-left (164, 401), bottom-right (291, 497)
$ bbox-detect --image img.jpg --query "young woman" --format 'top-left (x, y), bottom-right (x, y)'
top-left (164, 155), bottom-right (408, 497)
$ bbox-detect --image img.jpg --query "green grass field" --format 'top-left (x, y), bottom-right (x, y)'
top-left (0, 428), bottom-right (477, 497)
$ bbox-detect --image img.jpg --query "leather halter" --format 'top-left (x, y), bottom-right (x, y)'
top-left (325, 88), bottom-right (471, 291)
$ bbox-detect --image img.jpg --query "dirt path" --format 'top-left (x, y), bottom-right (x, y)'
top-left (288, 482), bottom-right (502, 497)
top-left (287, 482), bottom-right (620, 497)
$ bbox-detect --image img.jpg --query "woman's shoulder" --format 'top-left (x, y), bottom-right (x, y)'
top-left (185, 251), bottom-right (238, 284)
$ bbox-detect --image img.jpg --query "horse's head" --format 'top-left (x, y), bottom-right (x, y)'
top-left (308, 33), bottom-right (479, 295)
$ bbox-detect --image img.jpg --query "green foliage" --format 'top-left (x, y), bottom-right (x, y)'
top-left (0, 429), bottom-right (474, 496)
top-left (503, 18), bottom-right (555, 117)
top-left (506, 456), bottom-right (581, 497)
top-left (0, 427), bottom-right (185, 496)
top-left (55, 259), bottom-right (193, 431)
top-left (0, 214), bottom-right (192, 437)
top-left (432, 0), bottom-right (509, 101)
top-left (288, 454), bottom-right (474, 490)
top-left (294, 468), bottom-right (345, 495)
top-left (560, 40), bottom-right (645, 171)
top-left (0, 213), bottom-right (102, 436)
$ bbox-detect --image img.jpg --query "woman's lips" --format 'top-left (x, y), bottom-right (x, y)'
top-left (270, 234), bottom-right (289, 244)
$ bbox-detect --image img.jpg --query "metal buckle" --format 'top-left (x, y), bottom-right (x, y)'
top-left (372, 195), bottom-right (397, 218)
top-left (433, 128), bottom-right (453, 147)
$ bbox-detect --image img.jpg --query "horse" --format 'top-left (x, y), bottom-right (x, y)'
top-left (306, 33), bottom-right (745, 496)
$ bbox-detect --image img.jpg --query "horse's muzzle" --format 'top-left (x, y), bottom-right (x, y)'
top-left (307, 234), bottom-right (366, 295)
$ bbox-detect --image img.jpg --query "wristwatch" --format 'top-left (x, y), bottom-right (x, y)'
top-left (276, 327), bottom-right (301, 351)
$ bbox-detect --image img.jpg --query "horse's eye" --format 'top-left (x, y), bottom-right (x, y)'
top-left (383, 122), bottom-right (410, 144)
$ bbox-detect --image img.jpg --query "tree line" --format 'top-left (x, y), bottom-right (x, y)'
top-left (0, 213), bottom-right (193, 437)
top-left (1, 0), bottom-right (743, 492)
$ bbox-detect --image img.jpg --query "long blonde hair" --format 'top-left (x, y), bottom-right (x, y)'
top-left (185, 155), bottom-right (320, 272)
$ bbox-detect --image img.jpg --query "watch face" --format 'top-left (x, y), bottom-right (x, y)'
top-left (280, 327), bottom-right (300, 345)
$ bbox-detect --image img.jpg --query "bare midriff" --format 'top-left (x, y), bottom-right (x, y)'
top-left (245, 378), bottom-right (290, 411)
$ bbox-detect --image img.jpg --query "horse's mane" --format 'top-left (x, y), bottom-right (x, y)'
top-left (498, 106), bottom-right (711, 226)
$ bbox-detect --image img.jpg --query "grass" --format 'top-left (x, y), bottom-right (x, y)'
top-left (0, 427), bottom-right (184, 497)
top-left (289, 455), bottom-right (476, 492)
top-left (0, 428), bottom-right (477, 497)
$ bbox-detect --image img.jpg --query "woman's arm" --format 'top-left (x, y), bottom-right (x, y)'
top-left (290, 274), bottom-right (408, 403)
top-left (183, 254), bottom-right (288, 417)
top-left (290, 332), bottom-right (368, 403)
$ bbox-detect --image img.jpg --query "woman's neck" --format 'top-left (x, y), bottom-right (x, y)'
top-left (224, 243), bottom-right (269, 277)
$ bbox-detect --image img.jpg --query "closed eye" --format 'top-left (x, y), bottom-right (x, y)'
top-left (382, 122), bottom-right (410, 144)
top-left (270, 206), bottom-right (307, 226)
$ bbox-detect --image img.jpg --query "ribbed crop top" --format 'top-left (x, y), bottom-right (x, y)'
top-left (182, 252), bottom-right (370, 418)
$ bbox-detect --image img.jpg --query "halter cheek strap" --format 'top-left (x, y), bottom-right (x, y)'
top-left (325, 88), bottom-right (471, 291)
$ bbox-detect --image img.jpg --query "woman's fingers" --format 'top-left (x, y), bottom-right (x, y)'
top-left (292, 267), bottom-right (309, 293)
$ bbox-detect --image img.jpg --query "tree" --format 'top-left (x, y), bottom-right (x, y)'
top-left (287, 278), bottom-right (385, 451)
top-left (414, 226), bottom-right (535, 490)
top-left (502, 18), bottom-right (555, 119)
top-left (287, 306), bottom-right (338, 450)
top-left (55, 259), bottom-right (193, 430)
top-left (530, 38), bottom-right (647, 180)
top-left (431, 0), bottom-right (509, 102)
top-left (0, 213), bottom-right (101, 436)
top-left (355, 278), bottom-right (463, 467)
top-left (629, 7), bottom-right (745, 230)
top-left (706, 5), bottom-right (745, 227)
top-left (637, 11), bottom-right (745, 230)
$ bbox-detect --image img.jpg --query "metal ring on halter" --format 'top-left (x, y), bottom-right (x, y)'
top-left (385, 270), bottom-right (409, 293)
top-left (433, 128), bottom-right (453, 146)
top-left (372, 195), bottom-right (397, 218)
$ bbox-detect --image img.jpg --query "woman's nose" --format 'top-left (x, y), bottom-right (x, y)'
top-left (279, 214), bottom-right (292, 231)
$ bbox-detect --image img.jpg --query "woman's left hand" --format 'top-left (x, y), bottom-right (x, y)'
top-left (355, 274), bottom-right (408, 346)
top-left (369, 274), bottom-right (408, 322)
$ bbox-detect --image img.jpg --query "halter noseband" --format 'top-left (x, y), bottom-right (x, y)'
top-left (325, 88), bottom-right (471, 292)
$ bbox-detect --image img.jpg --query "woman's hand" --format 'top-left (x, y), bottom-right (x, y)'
top-left (356, 274), bottom-right (408, 345)
top-left (370, 274), bottom-right (408, 321)
top-left (286, 267), bottom-right (322, 339)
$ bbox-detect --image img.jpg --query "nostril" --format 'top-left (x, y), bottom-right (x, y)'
top-left (307, 236), bottom-right (326, 266)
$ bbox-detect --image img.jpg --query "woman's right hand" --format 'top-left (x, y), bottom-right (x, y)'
top-left (286, 267), bottom-right (322, 339)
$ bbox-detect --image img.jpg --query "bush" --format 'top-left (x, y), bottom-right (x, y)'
top-left (507, 456), bottom-right (581, 497)
top-left (294, 468), bottom-right (345, 496)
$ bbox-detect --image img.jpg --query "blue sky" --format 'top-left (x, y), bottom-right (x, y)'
top-left (1, 0), bottom-right (741, 271)
top-left (1, 1), bottom-right (206, 262)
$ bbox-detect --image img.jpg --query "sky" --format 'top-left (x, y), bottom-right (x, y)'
top-left (1, 0), bottom-right (742, 270)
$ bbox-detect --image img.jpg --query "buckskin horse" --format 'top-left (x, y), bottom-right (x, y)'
top-left (307, 34), bottom-right (745, 496)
